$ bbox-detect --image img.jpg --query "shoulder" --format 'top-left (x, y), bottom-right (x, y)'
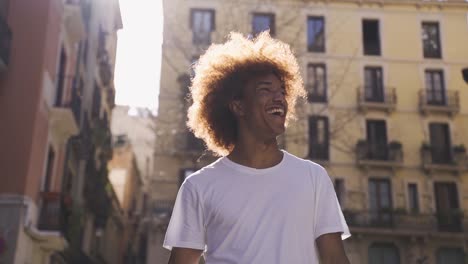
top-left (183, 157), bottom-right (226, 188)
top-left (283, 151), bottom-right (330, 183)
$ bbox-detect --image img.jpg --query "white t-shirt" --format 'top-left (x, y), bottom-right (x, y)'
top-left (164, 151), bottom-right (350, 263)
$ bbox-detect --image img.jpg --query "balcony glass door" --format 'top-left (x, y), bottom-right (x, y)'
top-left (425, 70), bottom-right (446, 105)
top-left (434, 182), bottom-right (461, 232)
top-left (369, 179), bottom-right (392, 227)
top-left (429, 123), bottom-right (452, 164)
top-left (364, 67), bottom-right (384, 102)
top-left (366, 120), bottom-right (388, 160)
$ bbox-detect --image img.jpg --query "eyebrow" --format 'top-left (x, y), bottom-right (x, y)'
top-left (256, 81), bottom-right (273, 86)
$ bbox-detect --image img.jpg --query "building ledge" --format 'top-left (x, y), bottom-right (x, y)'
top-left (357, 159), bottom-right (402, 171)
top-left (24, 224), bottom-right (68, 251)
top-left (49, 106), bottom-right (79, 147)
top-left (358, 102), bottom-right (396, 114)
top-left (422, 163), bottom-right (467, 175)
top-left (420, 105), bottom-right (459, 117)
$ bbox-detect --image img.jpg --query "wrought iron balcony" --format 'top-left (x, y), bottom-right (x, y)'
top-left (421, 144), bottom-right (467, 174)
top-left (344, 210), bottom-right (466, 235)
top-left (38, 192), bottom-right (65, 232)
top-left (357, 86), bottom-right (396, 113)
top-left (356, 140), bottom-right (403, 169)
top-left (0, 15), bottom-right (12, 71)
top-left (419, 89), bottom-right (460, 116)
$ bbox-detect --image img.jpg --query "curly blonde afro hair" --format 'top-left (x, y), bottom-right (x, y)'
top-left (187, 32), bottom-right (306, 156)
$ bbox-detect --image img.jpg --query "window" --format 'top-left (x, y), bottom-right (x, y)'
top-left (408, 183), bottom-right (419, 213)
top-left (364, 67), bottom-right (384, 102)
top-left (434, 182), bottom-right (461, 232)
top-left (334, 179), bottom-right (345, 206)
top-left (366, 120), bottom-right (388, 160)
top-left (308, 116), bottom-right (329, 160)
top-left (362, 19), bottom-right (381, 56)
top-left (55, 47), bottom-right (67, 107)
top-left (307, 64), bottom-right (327, 102)
top-left (429, 123), bottom-right (452, 164)
top-left (43, 147), bottom-right (55, 192)
top-left (422, 22), bottom-right (441, 58)
top-left (369, 179), bottom-right (392, 226)
top-left (252, 13), bottom-right (275, 36)
top-left (307, 16), bottom-right (325, 52)
top-left (190, 9), bottom-right (215, 45)
top-left (425, 70), bottom-right (445, 105)
top-left (368, 243), bottom-right (400, 264)
top-left (437, 248), bottom-right (464, 264)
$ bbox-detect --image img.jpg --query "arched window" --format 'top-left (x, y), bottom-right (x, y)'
top-left (437, 248), bottom-right (464, 264)
top-left (368, 243), bottom-right (400, 264)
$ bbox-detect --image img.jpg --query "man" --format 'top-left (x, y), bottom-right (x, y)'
top-left (164, 32), bottom-right (350, 264)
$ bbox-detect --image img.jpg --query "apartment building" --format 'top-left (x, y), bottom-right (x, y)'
top-left (0, 0), bottom-right (123, 263)
top-left (151, 0), bottom-right (468, 263)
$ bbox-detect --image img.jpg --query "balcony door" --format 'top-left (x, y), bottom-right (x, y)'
top-left (369, 179), bottom-right (392, 227)
top-left (425, 70), bottom-right (446, 105)
top-left (434, 182), bottom-right (461, 232)
top-left (366, 120), bottom-right (388, 160)
top-left (429, 123), bottom-right (452, 164)
top-left (364, 67), bottom-right (384, 102)
top-left (308, 116), bottom-right (329, 160)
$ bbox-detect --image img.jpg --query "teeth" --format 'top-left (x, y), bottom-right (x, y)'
top-left (267, 108), bottom-right (284, 115)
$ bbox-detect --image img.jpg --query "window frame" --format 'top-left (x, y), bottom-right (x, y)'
top-left (362, 19), bottom-right (381, 56)
top-left (189, 8), bottom-right (216, 45)
top-left (252, 12), bottom-right (275, 37)
top-left (307, 16), bottom-right (326, 53)
top-left (407, 183), bottom-right (420, 213)
top-left (308, 115), bottom-right (329, 161)
top-left (307, 63), bottom-right (327, 103)
top-left (422, 21), bottom-right (442, 59)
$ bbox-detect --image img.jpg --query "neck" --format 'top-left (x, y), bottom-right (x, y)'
top-left (227, 133), bottom-right (283, 169)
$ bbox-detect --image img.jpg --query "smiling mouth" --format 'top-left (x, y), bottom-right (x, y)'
top-left (266, 107), bottom-right (285, 117)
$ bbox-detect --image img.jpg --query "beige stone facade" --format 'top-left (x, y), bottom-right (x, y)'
top-left (150, 0), bottom-right (468, 263)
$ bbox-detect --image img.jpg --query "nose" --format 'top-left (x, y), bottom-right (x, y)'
top-left (272, 89), bottom-right (286, 103)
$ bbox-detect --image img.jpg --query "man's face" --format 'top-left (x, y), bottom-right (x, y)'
top-left (238, 73), bottom-right (288, 139)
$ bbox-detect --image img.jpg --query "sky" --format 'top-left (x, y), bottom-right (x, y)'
top-left (114, 0), bottom-right (163, 111)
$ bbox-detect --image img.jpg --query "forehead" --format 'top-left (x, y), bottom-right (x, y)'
top-left (246, 73), bottom-right (282, 88)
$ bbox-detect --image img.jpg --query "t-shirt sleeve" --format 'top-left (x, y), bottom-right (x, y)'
top-left (163, 180), bottom-right (206, 251)
top-left (313, 166), bottom-right (351, 240)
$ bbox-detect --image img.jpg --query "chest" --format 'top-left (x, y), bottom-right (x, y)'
top-left (203, 173), bottom-right (316, 231)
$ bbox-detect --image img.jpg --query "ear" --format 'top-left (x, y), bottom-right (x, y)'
top-left (229, 100), bottom-right (245, 117)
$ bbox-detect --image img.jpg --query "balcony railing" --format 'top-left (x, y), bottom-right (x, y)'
top-left (0, 15), bottom-right (12, 71)
top-left (421, 144), bottom-right (467, 174)
top-left (38, 192), bottom-right (64, 232)
top-left (419, 89), bottom-right (460, 116)
top-left (357, 86), bottom-right (396, 113)
top-left (356, 140), bottom-right (403, 169)
top-left (344, 210), bottom-right (466, 234)
top-left (308, 143), bottom-right (329, 162)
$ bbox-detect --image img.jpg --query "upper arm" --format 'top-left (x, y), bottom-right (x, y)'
top-left (316, 232), bottom-right (350, 264)
top-left (168, 247), bottom-right (203, 264)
